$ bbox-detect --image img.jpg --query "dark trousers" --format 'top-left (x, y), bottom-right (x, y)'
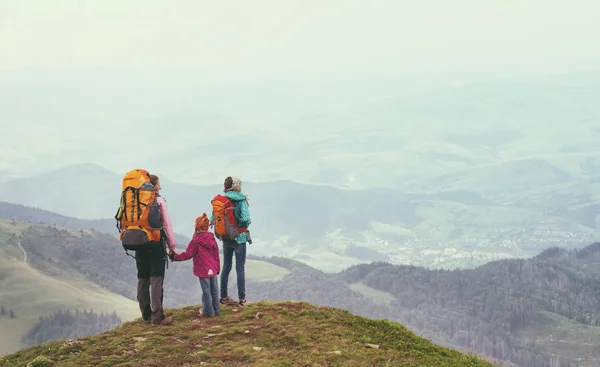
top-left (135, 243), bottom-right (166, 324)
top-left (220, 240), bottom-right (246, 300)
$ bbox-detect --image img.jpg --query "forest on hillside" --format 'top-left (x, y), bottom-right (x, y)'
top-left (338, 246), bottom-right (600, 367)
top-left (21, 309), bottom-right (122, 348)
top-left (11, 222), bottom-right (600, 367)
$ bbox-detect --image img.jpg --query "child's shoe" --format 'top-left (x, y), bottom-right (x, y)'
top-left (238, 299), bottom-right (247, 306)
top-left (199, 310), bottom-right (213, 318)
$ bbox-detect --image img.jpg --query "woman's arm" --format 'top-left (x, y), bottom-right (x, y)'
top-left (157, 196), bottom-right (176, 250)
top-left (237, 198), bottom-right (251, 228)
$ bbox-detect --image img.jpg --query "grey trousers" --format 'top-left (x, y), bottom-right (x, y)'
top-left (137, 277), bottom-right (165, 324)
top-left (199, 276), bottom-right (220, 317)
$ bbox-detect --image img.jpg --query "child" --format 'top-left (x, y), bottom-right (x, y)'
top-left (169, 213), bottom-right (221, 317)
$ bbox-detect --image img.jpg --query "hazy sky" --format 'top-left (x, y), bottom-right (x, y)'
top-left (1, 0), bottom-right (599, 81)
top-left (2, 0), bottom-right (600, 178)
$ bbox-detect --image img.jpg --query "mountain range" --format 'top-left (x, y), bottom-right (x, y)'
top-left (1, 161), bottom-right (599, 272)
top-left (3, 71), bottom-right (600, 272)
top-left (2, 203), bottom-right (600, 366)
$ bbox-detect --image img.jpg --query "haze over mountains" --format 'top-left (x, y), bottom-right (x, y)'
top-left (3, 71), bottom-right (599, 166)
top-left (2, 71), bottom-right (600, 271)
top-left (3, 70), bottom-right (600, 190)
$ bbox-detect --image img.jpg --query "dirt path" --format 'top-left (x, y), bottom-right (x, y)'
top-left (16, 240), bottom-right (81, 293)
top-left (17, 241), bottom-right (27, 264)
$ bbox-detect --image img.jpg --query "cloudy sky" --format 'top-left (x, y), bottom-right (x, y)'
top-left (1, 0), bottom-right (599, 81)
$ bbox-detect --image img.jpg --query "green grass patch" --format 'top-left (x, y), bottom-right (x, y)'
top-left (349, 281), bottom-right (397, 305)
top-left (0, 301), bottom-right (493, 367)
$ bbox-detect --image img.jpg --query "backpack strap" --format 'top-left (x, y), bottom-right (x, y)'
top-left (115, 192), bottom-right (125, 232)
top-left (122, 186), bottom-right (136, 222)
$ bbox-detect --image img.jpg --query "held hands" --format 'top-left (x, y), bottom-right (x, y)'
top-left (168, 247), bottom-right (177, 261)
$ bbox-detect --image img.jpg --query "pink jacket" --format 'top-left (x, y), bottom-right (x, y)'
top-left (173, 232), bottom-right (221, 278)
top-left (156, 196), bottom-right (176, 250)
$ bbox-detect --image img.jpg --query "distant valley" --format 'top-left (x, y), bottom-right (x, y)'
top-left (1, 160), bottom-right (598, 272)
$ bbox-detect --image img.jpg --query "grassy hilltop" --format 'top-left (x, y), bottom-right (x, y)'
top-left (0, 301), bottom-right (493, 367)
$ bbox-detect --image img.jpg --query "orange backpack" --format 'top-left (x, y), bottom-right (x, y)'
top-left (211, 194), bottom-right (247, 241)
top-left (115, 169), bottom-right (162, 247)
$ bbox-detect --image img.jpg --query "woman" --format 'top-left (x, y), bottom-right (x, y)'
top-left (135, 174), bottom-right (176, 325)
top-left (214, 176), bottom-right (251, 306)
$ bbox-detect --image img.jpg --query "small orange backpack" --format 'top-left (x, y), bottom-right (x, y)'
top-left (211, 194), bottom-right (247, 241)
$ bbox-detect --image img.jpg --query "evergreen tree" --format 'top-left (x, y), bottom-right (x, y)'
top-left (1, 305), bottom-right (5, 316)
top-left (9, 309), bottom-right (15, 319)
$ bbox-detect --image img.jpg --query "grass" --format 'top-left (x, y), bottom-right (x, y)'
top-left (244, 260), bottom-right (290, 282)
top-left (369, 221), bottom-right (413, 237)
top-left (0, 221), bottom-right (139, 356)
top-left (0, 301), bottom-right (494, 367)
top-left (349, 282), bottom-right (396, 305)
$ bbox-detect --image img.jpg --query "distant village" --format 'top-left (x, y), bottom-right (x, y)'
top-left (383, 228), bottom-right (600, 269)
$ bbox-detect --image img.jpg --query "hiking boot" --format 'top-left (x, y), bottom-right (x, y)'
top-left (220, 296), bottom-right (236, 305)
top-left (238, 299), bottom-right (247, 306)
top-left (152, 316), bottom-right (173, 326)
